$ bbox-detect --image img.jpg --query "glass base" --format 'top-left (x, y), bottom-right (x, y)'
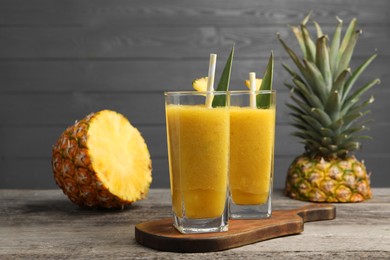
top-left (173, 209), bottom-right (229, 234)
top-left (229, 191), bottom-right (272, 219)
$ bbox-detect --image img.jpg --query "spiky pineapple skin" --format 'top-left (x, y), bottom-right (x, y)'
top-left (285, 155), bottom-right (372, 202)
top-left (52, 111), bottom-right (151, 209)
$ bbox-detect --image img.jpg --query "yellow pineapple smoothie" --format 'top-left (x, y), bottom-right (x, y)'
top-left (229, 106), bottom-right (276, 205)
top-left (166, 104), bottom-right (229, 219)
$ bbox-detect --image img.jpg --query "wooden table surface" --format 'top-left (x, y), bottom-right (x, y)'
top-left (1, 189), bottom-right (389, 259)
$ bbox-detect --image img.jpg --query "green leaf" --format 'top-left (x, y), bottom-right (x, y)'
top-left (339, 18), bottom-right (357, 55)
top-left (292, 131), bottom-right (310, 140)
top-left (304, 129), bottom-right (323, 140)
top-left (332, 68), bottom-right (351, 94)
top-left (342, 95), bottom-right (374, 117)
top-left (327, 144), bottom-right (338, 152)
top-left (301, 11), bottom-right (312, 26)
top-left (334, 134), bottom-right (349, 146)
top-left (337, 149), bottom-right (349, 158)
top-left (335, 18), bottom-right (357, 77)
top-left (290, 93), bottom-right (312, 113)
top-left (318, 146), bottom-right (332, 155)
top-left (257, 52), bottom-right (274, 108)
top-left (291, 122), bottom-right (309, 131)
top-left (340, 141), bottom-right (360, 151)
top-left (315, 35), bottom-right (332, 91)
top-left (341, 112), bottom-right (366, 128)
top-left (278, 34), bottom-right (308, 79)
top-left (311, 108), bottom-right (333, 127)
top-left (303, 59), bottom-right (327, 102)
top-left (299, 12), bottom-right (316, 62)
top-left (343, 111), bottom-right (371, 131)
top-left (301, 24), bottom-right (316, 62)
top-left (287, 103), bottom-right (306, 115)
top-left (325, 90), bottom-right (341, 121)
top-left (288, 83), bottom-right (315, 112)
top-left (290, 25), bottom-right (306, 57)
top-left (292, 130), bottom-right (322, 145)
top-left (302, 115), bottom-right (324, 131)
top-left (335, 29), bottom-right (361, 78)
top-left (212, 45), bottom-right (235, 107)
top-left (292, 77), bottom-right (323, 108)
top-left (313, 21), bottom-right (324, 38)
top-left (329, 117), bottom-right (344, 132)
top-left (340, 124), bottom-right (368, 137)
top-left (290, 114), bottom-right (317, 133)
top-left (330, 17), bottom-right (343, 75)
top-left (320, 127), bottom-right (334, 137)
top-left (356, 135), bottom-right (373, 140)
top-left (342, 53), bottom-right (377, 101)
top-left (343, 78), bottom-right (380, 109)
top-left (282, 63), bottom-right (303, 82)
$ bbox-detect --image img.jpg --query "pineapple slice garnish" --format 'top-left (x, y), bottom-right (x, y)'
top-left (193, 77), bottom-right (263, 91)
top-left (192, 77), bottom-right (208, 92)
top-left (244, 78), bottom-right (262, 90)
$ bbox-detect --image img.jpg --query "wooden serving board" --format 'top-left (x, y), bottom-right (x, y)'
top-left (135, 204), bottom-right (335, 253)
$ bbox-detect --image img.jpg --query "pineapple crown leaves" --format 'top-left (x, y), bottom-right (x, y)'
top-left (278, 13), bottom-right (381, 158)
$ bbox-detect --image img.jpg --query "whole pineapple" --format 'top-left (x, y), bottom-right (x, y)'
top-left (52, 110), bottom-right (152, 208)
top-left (278, 13), bottom-right (380, 202)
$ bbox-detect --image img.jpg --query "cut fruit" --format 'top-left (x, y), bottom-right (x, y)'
top-left (192, 77), bottom-right (208, 92)
top-left (193, 77), bottom-right (263, 91)
top-left (52, 110), bottom-right (152, 209)
top-left (244, 78), bottom-right (262, 90)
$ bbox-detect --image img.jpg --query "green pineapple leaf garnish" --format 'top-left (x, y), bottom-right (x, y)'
top-left (212, 44), bottom-right (235, 107)
top-left (257, 51), bottom-right (274, 108)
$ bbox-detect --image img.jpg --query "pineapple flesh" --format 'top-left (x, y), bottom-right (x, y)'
top-left (279, 13), bottom-right (379, 202)
top-left (52, 110), bottom-right (152, 208)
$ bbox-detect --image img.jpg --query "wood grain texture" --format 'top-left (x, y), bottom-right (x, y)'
top-left (0, 0), bottom-right (388, 26)
top-left (134, 204), bottom-right (335, 253)
top-left (0, 56), bottom-right (386, 92)
top-left (1, 88), bottom-right (388, 126)
top-left (0, 189), bottom-right (389, 259)
top-left (0, 26), bottom-right (386, 59)
top-left (0, 0), bottom-right (388, 189)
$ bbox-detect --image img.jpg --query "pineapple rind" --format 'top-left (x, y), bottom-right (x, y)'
top-left (52, 110), bottom-right (152, 209)
top-left (285, 155), bottom-right (372, 203)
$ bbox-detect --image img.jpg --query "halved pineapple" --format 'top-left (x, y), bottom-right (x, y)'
top-left (52, 110), bottom-right (152, 209)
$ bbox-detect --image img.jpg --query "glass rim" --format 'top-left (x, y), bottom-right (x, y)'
top-left (164, 90), bottom-right (276, 96)
top-left (164, 91), bottom-right (228, 96)
top-left (228, 90), bottom-right (276, 94)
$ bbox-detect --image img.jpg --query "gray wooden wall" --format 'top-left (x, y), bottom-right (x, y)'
top-left (1, 0), bottom-right (389, 189)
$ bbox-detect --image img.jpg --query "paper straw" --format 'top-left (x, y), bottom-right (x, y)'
top-left (249, 72), bottom-right (257, 108)
top-left (205, 54), bottom-right (217, 108)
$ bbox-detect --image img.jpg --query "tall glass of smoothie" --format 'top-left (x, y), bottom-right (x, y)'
top-left (228, 90), bottom-right (276, 219)
top-left (165, 91), bottom-right (230, 233)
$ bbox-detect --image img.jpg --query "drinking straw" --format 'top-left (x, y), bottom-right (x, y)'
top-left (249, 72), bottom-right (257, 108)
top-left (205, 54), bottom-right (217, 108)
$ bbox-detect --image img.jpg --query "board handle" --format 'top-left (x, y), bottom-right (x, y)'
top-left (289, 204), bottom-right (336, 222)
